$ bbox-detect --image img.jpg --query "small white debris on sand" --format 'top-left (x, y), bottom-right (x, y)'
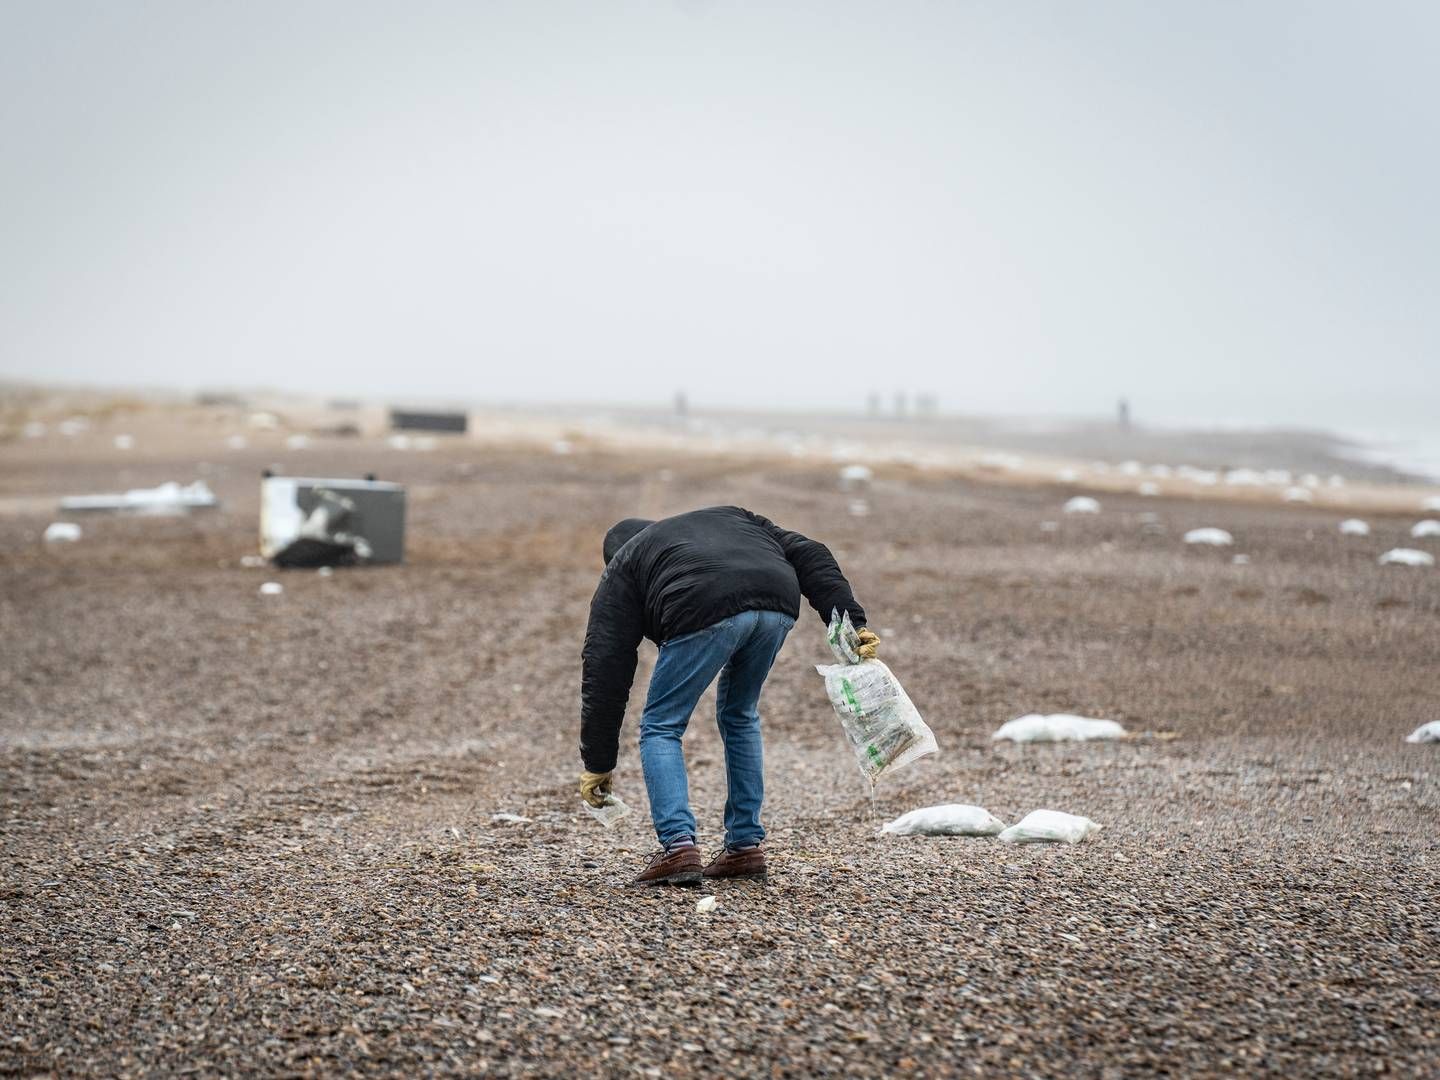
top-left (258, 582), bottom-right (284, 596)
top-left (1379, 548), bottom-right (1434, 568)
top-left (43, 522), bottom-right (82, 543)
top-left (552, 439), bottom-right (573, 455)
top-left (992, 714), bottom-right (1126, 742)
top-left (1339, 519), bottom-right (1370, 537)
top-left (1283, 486), bottom-right (1314, 503)
top-left (491, 813), bottom-right (532, 825)
top-left (1184, 528), bottom-right (1233, 546)
top-left (1410, 520), bottom-right (1440, 539)
top-left (1064, 496), bottom-right (1100, 514)
top-left (1422, 495), bottom-right (1440, 512)
top-left (695, 895), bottom-right (717, 913)
top-left (1137, 481), bottom-right (1159, 497)
top-left (225, 435), bottom-right (248, 450)
top-left (1405, 722), bottom-right (1440, 744)
top-left (113, 434), bottom-right (134, 450)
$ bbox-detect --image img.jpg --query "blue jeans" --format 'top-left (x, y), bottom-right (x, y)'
top-left (639, 609), bottom-right (795, 851)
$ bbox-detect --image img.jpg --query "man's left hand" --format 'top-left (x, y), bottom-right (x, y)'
top-left (856, 628), bottom-right (880, 660)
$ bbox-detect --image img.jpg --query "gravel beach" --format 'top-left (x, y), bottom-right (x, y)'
top-left (3, 414), bottom-right (1437, 1077)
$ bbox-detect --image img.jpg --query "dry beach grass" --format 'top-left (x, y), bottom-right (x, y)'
top-left (2, 407), bottom-right (1438, 1076)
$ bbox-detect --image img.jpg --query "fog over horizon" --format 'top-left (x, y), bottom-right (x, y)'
top-left (2, 2), bottom-right (1437, 433)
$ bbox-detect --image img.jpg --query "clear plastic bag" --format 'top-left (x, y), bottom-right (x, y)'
top-left (817, 610), bottom-right (938, 783)
top-left (582, 793), bottom-right (631, 828)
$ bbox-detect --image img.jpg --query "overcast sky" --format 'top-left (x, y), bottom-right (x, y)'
top-left (1, 1), bottom-right (1436, 428)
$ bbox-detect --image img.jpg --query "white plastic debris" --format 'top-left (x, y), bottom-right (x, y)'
top-left (1063, 496), bottom-right (1100, 514)
top-left (582, 792), bottom-right (631, 828)
top-left (113, 434), bottom-right (134, 450)
top-left (491, 812), bottom-right (532, 825)
top-left (1404, 722), bottom-right (1440, 744)
top-left (258, 581), bottom-right (284, 595)
top-left (817, 611), bottom-right (938, 783)
top-left (1283, 486), bottom-right (1313, 503)
top-left (1379, 548), bottom-right (1435, 568)
top-left (60, 480), bottom-right (217, 514)
top-left (1339, 519), bottom-right (1371, 537)
top-left (881, 804), bottom-right (1006, 837)
top-left (998, 810), bottom-right (1101, 845)
top-left (991, 714), bottom-right (1127, 743)
top-left (1410, 520), bottom-right (1440, 539)
top-left (696, 895), bottom-right (717, 914)
top-left (1184, 527), bottom-right (1233, 546)
top-left (1423, 495), bottom-right (1440, 512)
top-left (1137, 481), bottom-right (1159, 497)
top-left (43, 522), bottom-right (82, 543)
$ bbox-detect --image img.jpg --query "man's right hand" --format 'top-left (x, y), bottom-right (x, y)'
top-left (579, 770), bottom-right (613, 808)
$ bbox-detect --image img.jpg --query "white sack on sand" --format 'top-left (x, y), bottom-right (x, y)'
top-left (1404, 722), bottom-right (1440, 744)
top-left (1410, 520), bottom-right (1440, 538)
top-left (998, 810), bottom-right (1101, 845)
top-left (881, 804), bottom-right (1006, 837)
top-left (992, 714), bottom-right (1127, 743)
top-left (1184, 527), bottom-right (1233, 546)
top-left (1379, 548), bottom-right (1435, 568)
top-left (259, 582), bottom-right (284, 595)
top-left (43, 522), bottom-right (81, 543)
top-left (1339, 519), bottom-right (1370, 536)
top-left (1064, 496), bottom-right (1100, 514)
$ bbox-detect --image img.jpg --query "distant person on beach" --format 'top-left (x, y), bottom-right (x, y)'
top-left (578, 507), bottom-right (877, 886)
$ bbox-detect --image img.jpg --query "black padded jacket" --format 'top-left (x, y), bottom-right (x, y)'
top-left (579, 506), bottom-right (866, 773)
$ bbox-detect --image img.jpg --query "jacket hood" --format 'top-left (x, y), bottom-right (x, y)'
top-left (603, 518), bottom-right (655, 564)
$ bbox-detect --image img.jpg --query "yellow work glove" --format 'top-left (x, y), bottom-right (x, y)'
top-left (579, 770), bottom-right (613, 808)
top-left (856, 627), bottom-right (881, 660)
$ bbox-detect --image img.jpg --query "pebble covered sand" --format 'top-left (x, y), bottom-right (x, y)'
top-left (3, 427), bottom-right (1438, 1076)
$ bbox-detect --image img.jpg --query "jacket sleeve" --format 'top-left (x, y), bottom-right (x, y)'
top-left (745, 510), bottom-right (867, 628)
top-left (579, 563), bottom-right (646, 773)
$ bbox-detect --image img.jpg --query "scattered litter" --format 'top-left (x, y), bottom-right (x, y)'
top-left (992, 714), bottom-right (1126, 743)
top-left (696, 895), bottom-right (717, 914)
top-left (1379, 548), bottom-right (1435, 568)
top-left (43, 522), bottom-right (81, 543)
top-left (998, 810), bottom-right (1101, 845)
top-left (1137, 481), bottom-right (1159, 497)
top-left (582, 793), bottom-right (630, 828)
top-left (817, 610), bottom-right (938, 783)
top-left (1410, 520), bottom-right (1440, 539)
top-left (1184, 527), bottom-right (1233, 546)
top-left (491, 813), bottom-right (532, 825)
top-left (60, 480), bottom-right (217, 514)
top-left (1339, 519), bottom-right (1370, 537)
top-left (1064, 496), bottom-right (1100, 514)
top-left (261, 475), bottom-right (406, 567)
top-left (1283, 487), bottom-right (1313, 503)
top-left (881, 804), bottom-right (1006, 837)
top-left (258, 582), bottom-right (284, 596)
top-left (1404, 722), bottom-right (1440, 744)
top-left (113, 434), bottom-right (134, 450)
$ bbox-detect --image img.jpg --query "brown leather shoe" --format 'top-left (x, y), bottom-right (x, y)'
top-left (703, 844), bottom-right (767, 880)
top-left (632, 845), bottom-right (703, 887)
